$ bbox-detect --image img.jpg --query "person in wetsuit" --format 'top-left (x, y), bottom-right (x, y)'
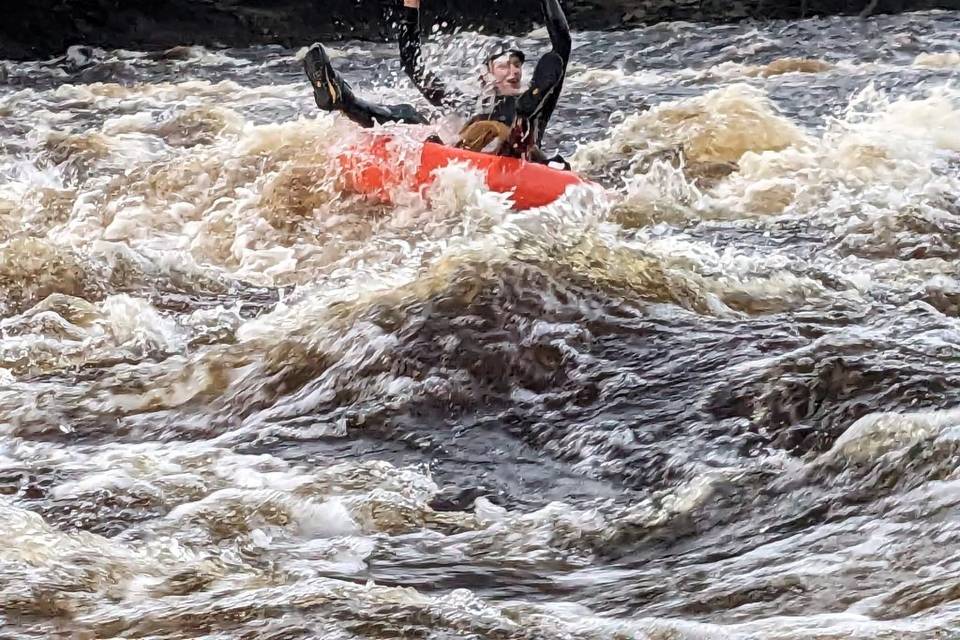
top-left (302, 0), bottom-right (571, 163)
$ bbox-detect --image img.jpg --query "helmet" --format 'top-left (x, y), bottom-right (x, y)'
top-left (483, 43), bottom-right (526, 66)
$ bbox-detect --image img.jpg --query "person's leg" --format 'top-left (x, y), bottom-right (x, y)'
top-left (341, 96), bottom-right (429, 128)
top-left (303, 43), bottom-right (428, 128)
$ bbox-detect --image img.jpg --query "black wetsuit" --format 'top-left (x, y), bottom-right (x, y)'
top-left (344, 0), bottom-right (571, 150)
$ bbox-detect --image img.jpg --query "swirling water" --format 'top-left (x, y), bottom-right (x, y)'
top-left (2, 9), bottom-right (960, 639)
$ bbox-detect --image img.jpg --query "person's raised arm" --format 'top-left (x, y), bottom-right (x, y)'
top-left (542, 0), bottom-right (571, 64)
top-left (397, 0), bottom-right (461, 107)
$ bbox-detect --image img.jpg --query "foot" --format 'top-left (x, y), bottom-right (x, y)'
top-left (516, 52), bottom-right (564, 119)
top-left (303, 43), bottom-right (347, 110)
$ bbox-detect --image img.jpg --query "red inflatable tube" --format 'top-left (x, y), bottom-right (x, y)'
top-left (337, 133), bottom-right (585, 210)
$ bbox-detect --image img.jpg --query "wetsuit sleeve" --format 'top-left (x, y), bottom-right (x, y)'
top-left (398, 6), bottom-right (463, 108)
top-left (543, 0), bottom-right (572, 64)
top-left (527, 0), bottom-right (571, 149)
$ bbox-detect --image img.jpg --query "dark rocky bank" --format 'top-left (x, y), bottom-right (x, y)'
top-left (2, 0), bottom-right (958, 61)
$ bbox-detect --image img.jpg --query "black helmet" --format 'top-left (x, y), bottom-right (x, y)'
top-left (484, 44), bottom-right (525, 66)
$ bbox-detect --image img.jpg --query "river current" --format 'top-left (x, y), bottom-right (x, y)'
top-left (2, 9), bottom-right (960, 639)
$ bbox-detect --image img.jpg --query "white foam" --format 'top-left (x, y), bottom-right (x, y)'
top-left (821, 407), bottom-right (960, 464)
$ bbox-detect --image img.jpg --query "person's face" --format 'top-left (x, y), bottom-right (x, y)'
top-left (488, 54), bottom-right (523, 95)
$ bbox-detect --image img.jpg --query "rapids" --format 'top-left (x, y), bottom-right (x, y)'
top-left (2, 9), bottom-right (960, 639)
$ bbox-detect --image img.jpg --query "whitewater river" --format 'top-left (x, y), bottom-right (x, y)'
top-left (2, 9), bottom-right (960, 639)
